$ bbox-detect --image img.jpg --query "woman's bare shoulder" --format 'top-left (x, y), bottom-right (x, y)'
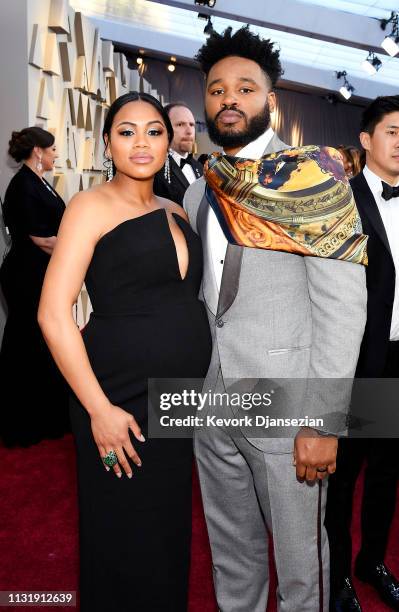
top-left (159, 197), bottom-right (189, 222)
top-left (66, 185), bottom-right (109, 217)
top-left (60, 187), bottom-right (113, 242)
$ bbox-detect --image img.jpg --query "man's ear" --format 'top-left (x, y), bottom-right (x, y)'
top-left (359, 131), bottom-right (371, 152)
top-left (268, 91), bottom-right (276, 114)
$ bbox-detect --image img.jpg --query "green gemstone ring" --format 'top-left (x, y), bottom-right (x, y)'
top-left (103, 450), bottom-right (118, 468)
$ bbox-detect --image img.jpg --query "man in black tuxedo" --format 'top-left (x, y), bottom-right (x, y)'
top-left (326, 95), bottom-right (399, 612)
top-left (153, 102), bottom-right (203, 205)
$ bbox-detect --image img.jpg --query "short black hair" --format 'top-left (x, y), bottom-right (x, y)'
top-left (8, 127), bottom-right (54, 163)
top-left (195, 25), bottom-right (283, 88)
top-left (103, 91), bottom-right (174, 145)
top-left (360, 95), bottom-right (399, 134)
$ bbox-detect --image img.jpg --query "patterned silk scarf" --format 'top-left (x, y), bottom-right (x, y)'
top-left (203, 145), bottom-right (368, 265)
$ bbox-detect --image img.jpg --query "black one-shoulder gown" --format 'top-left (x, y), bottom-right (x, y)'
top-left (69, 208), bottom-right (212, 612)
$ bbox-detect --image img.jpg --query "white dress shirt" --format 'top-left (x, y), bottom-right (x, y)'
top-left (207, 127), bottom-right (275, 290)
top-left (170, 150), bottom-right (197, 185)
top-left (363, 165), bottom-right (399, 340)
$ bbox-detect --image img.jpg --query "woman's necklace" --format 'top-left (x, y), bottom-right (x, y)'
top-left (41, 177), bottom-right (57, 197)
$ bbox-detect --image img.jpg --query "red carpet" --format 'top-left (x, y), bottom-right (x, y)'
top-left (0, 434), bottom-right (398, 611)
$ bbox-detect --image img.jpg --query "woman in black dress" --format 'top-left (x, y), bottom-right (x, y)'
top-left (38, 93), bottom-right (212, 611)
top-left (0, 127), bottom-right (69, 446)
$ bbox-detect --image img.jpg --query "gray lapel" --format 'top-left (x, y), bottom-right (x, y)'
top-left (216, 132), bottom-right (288, 318)
top-left (217, 244), bottom-right (243, 317)
top-left (196, 190), bottom-right (208, 235)
top-left (197, 190), bottom-right (219, 315)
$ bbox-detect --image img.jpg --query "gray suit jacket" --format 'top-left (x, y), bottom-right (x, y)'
top-left (184, 133), bottom-right (367, 452)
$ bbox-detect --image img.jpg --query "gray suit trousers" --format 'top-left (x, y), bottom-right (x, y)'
top-left (194, 375), bottom-right (329, 611)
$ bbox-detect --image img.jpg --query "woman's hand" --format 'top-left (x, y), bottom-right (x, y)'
top-left (90, 403), bottom-right (145, 478)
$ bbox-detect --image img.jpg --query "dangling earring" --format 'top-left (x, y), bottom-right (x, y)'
top-left (104, 156), bottom-right (114, 182)
top-left (164, 152), bottom-right (171, 184)
top-left (36, 156), bottom-right (43, 172)
top-left (107, 159), bottom-right (114, 182)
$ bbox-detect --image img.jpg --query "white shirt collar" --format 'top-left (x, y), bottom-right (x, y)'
top-left (363, 165), bottom-right (384, 200)
top-left (363, 165), bottom-right (399, 198)
top-left (235, 127), bottom-right (275, 159)
top-left (170, 149), bottom-right (189, 164)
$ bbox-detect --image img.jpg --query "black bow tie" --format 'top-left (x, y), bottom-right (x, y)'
top-left (180, 154), bottom-right (193, 169)
top-left (381, 181), bottom-right (399, 201)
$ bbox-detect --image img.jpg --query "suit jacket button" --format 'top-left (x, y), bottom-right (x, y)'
top-left (216, 319), bottom-right (225, 328)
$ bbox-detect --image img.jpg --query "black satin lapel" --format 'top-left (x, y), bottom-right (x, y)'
top-left (351, 174), bottom-right (392, 258)
top-left (217, 243), bottom-right (243, 318)
top-left (169, 156), bottom-right (190, 189)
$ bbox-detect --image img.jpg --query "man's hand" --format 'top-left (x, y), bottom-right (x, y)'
top-left (293, 427), bottom-right (338, 481)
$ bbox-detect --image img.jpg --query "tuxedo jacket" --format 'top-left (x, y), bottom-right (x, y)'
top-left (351, 172), bottom-right (396, 377)
top-left (153, 153), bottom-right (203, 206)
top-left (184, 133), bottom-right (367, 451)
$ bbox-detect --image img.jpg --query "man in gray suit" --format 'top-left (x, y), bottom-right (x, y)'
top-left (184, 26), bottom-right (367, 612)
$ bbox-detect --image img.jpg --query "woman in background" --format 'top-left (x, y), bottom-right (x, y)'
top-left (0, 127), bottom-right (69, 447)
top-left (38, 92), bottom-right (212, 611)
top-left (337, 144), bottom-right (363, 178)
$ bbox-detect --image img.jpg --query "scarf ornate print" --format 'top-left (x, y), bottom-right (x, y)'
top-left (204, 145), bottom-right (368, 265)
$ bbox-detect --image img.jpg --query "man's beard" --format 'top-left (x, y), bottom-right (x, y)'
top-left (205, 103), bottom-right (271, 150)
top-left (175, 139), bottom-right (194, 154)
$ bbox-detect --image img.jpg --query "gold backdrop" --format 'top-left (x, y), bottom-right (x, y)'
top-left (28, 0), bottom-right (161, 327)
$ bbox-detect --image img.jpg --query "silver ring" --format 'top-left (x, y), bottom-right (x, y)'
top-left (316, 467), bottom-right (327, 473)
